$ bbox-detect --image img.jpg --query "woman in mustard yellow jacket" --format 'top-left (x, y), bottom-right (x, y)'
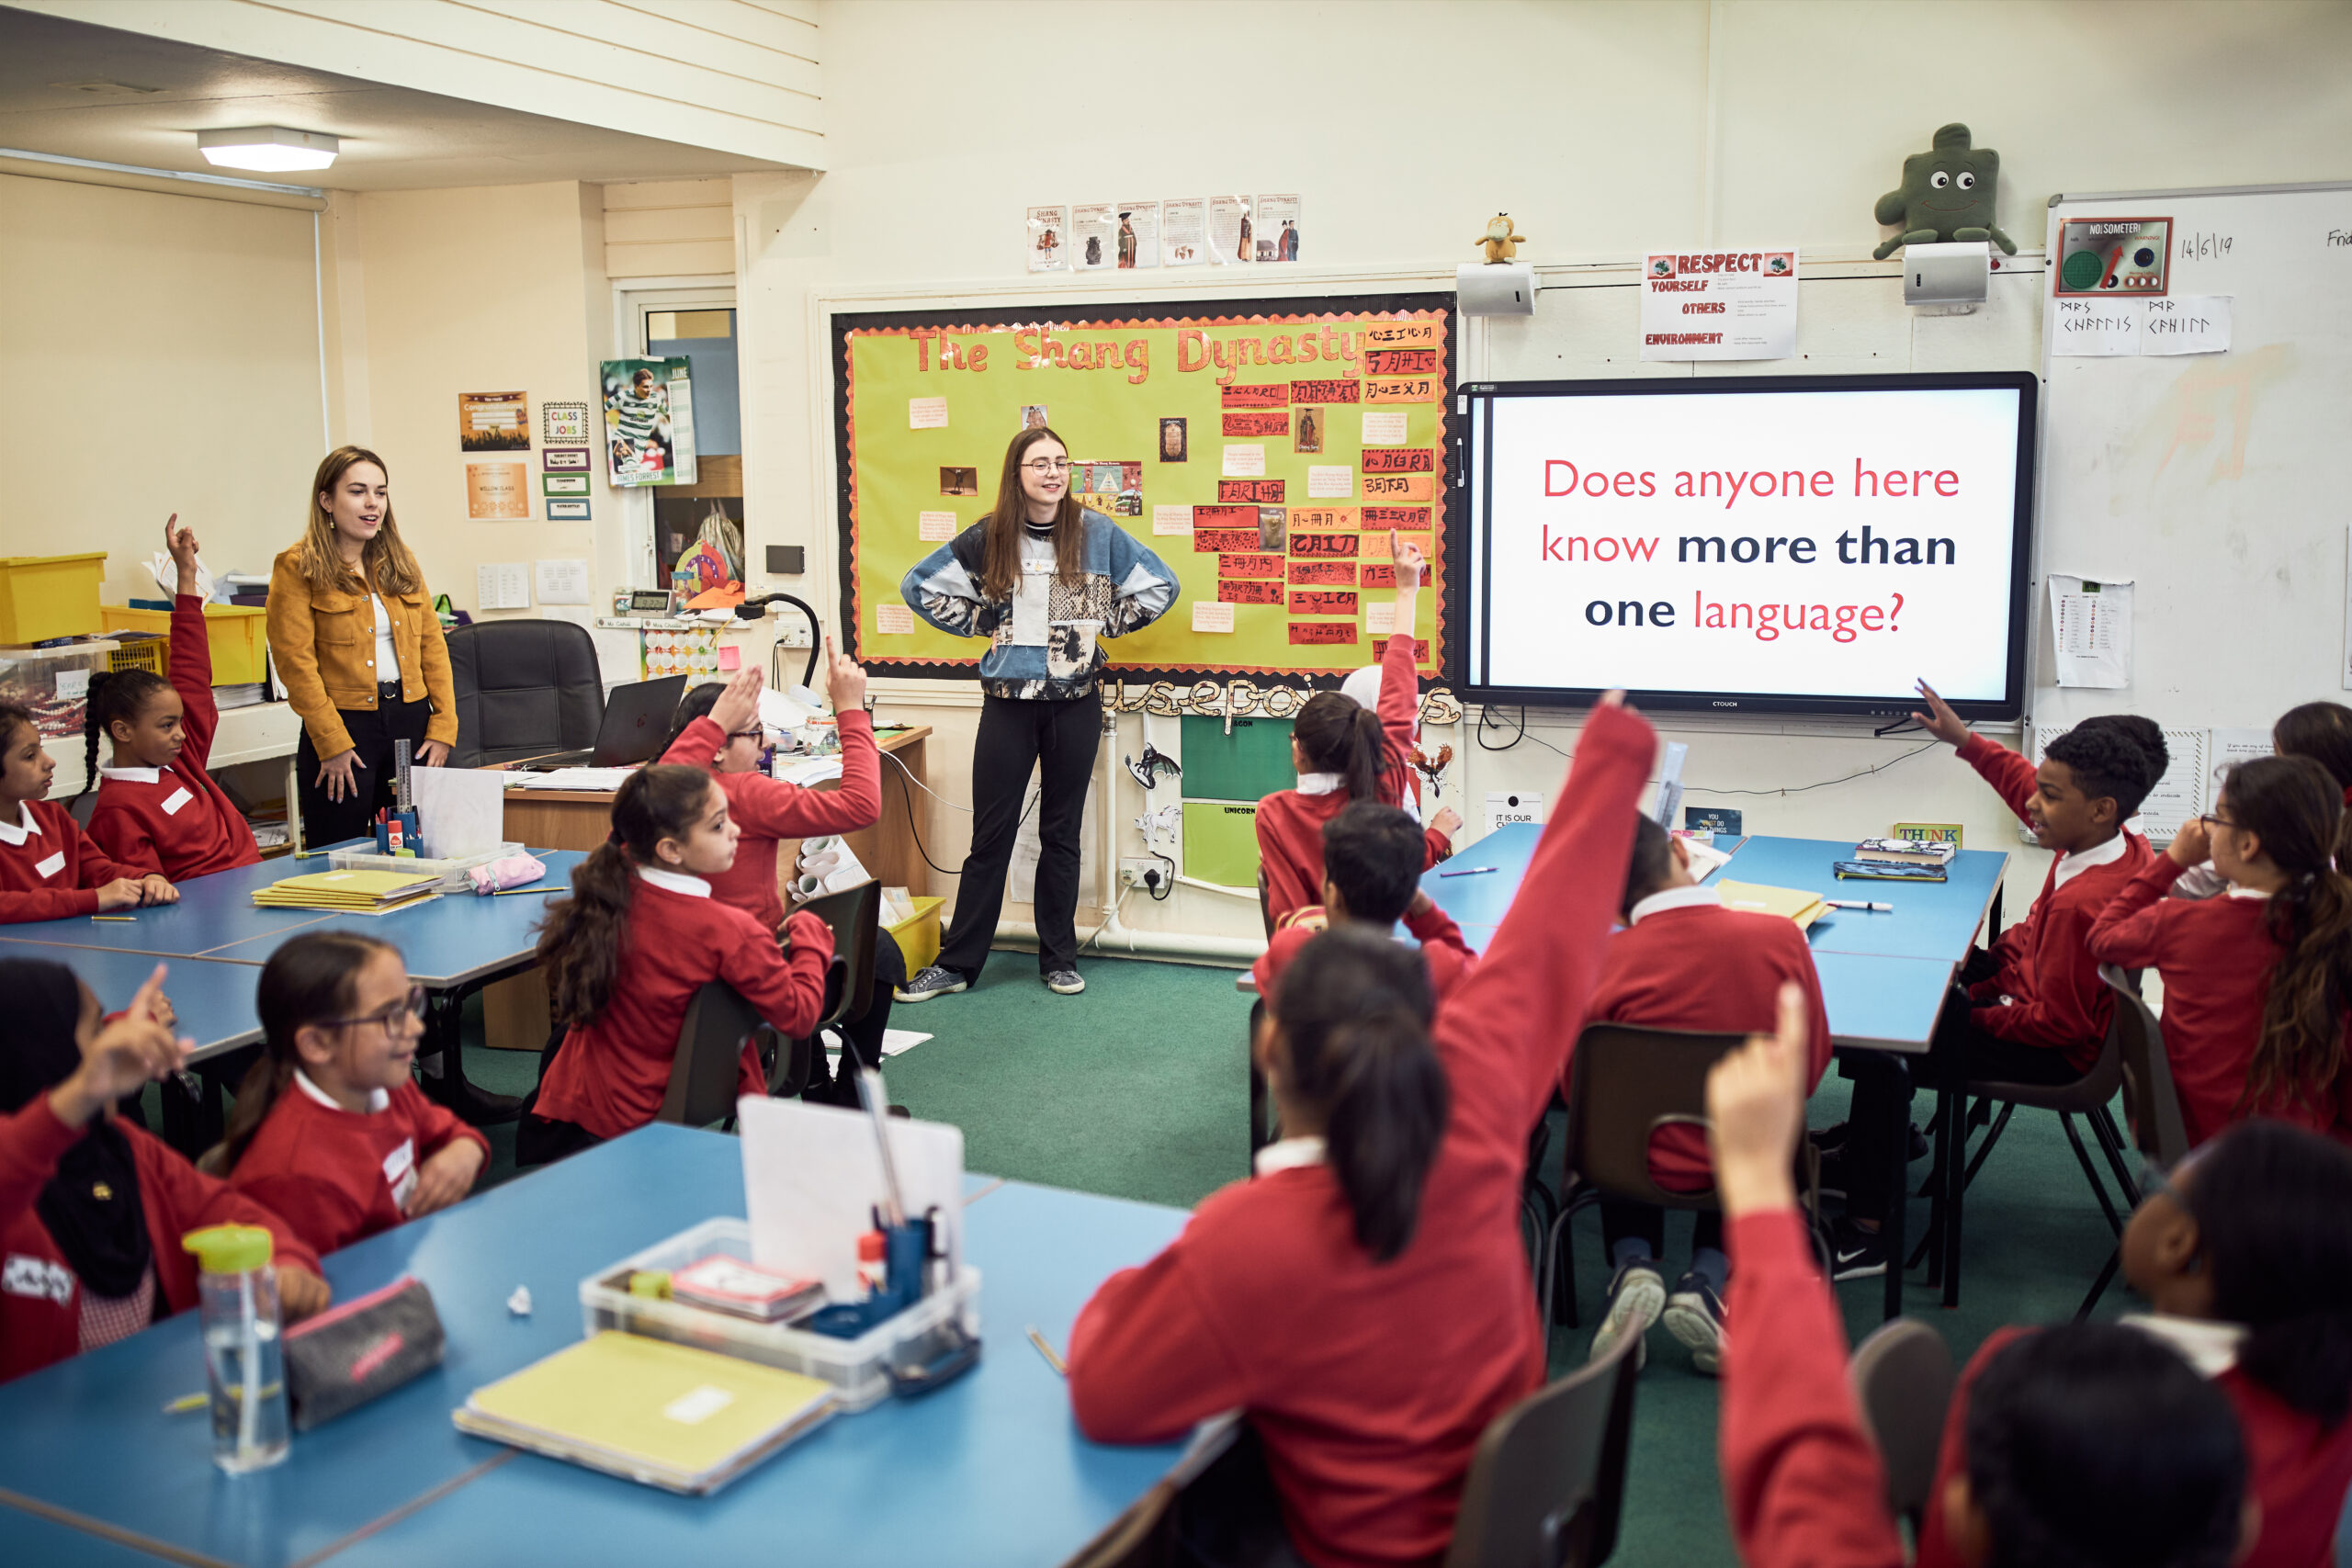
top-left (266, 446), bottom-right (458, 848)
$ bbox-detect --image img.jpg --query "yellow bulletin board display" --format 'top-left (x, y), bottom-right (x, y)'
top-left (834, 295), bottom-right (1454, 683)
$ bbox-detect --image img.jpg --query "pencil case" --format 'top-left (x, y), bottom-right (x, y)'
top-left (284, 1275), bottom-right (446, 1430)
top-left (469, 852), bottom-right (548, 895)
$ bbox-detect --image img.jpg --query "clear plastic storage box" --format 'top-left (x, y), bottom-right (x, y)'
top-left (327, 841), bottom-right (526, 892)
top-left (580, 1218), bottom-right (981, 1414)
top-left (0, 639), bottom-right (120, 739)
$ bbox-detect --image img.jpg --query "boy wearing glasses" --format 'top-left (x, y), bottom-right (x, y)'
top-left (221, 933), bottom-right (487, 1256)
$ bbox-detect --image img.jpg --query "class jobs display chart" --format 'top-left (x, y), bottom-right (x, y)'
top-left (1463, 376), bottom-right (2034, 705)
top-left (835, 296), bottom-right (1454, 680)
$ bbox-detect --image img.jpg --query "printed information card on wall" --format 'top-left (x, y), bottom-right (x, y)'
top-left (2048, 574), bottom-right (2132, 688)
top-left (1640, 248), bottom-right (1799, 361)
top-left (477, 562), bottom-right (531, 611)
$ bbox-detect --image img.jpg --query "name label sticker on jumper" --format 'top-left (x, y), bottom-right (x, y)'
top-left (663, 1385), bottom-right (737, 1426)
top-left (382, 1138), bottom-right (416, 1211)
top-left (3, 1254), bottom-right (74, 1305)
top-left (160, 787), bottom-right (194, 817)
top-left (33, 851), bottom-right (63, 880)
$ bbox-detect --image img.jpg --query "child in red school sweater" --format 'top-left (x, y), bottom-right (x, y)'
top-left (1705, 988), bottom-right (2256, 1568)
top-left (1069, 696), bottom-right (1655, 1568)
top-left (1251, 799), bottom-right (1476, 1007)
top-left (1910, 1120), bottom-right (2352, 1568)
top-left (0, 701), bottom-right (175, 923)
top-left (1578, 813), bottom-right (1829, 1375)
top-left (2089, 756), bottom-right (2352, 1148)
top-left (213, 932), bottom-right (487, 1257)
top-left (1255, 536), bottom-right (1460, 929)
top-left (82, 518), bottom-right (261, 882)
top-left (519, 763), bottom-right (833, 1166)
top-left (659, 648), bottom-right (901, 1105)
top-left (1835, 685), bottom-right (2168, 1277)
top-left (0, 958), bottom-right (326, 1384)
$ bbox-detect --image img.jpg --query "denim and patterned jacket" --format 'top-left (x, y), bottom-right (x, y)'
top-left (899, 512), bottom-right (1178, 701)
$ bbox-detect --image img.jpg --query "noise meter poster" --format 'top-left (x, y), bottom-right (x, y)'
top-left (1476, 385), bottom-right (2024, 702)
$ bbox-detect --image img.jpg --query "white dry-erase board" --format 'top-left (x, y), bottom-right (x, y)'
top-left (2035, 181), bottom-right (2352, 736)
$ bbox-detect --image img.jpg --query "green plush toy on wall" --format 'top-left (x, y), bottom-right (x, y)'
top-left (1871, 123), bottom-right (2017, 260)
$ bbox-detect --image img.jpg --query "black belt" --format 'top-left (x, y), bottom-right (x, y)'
top-left (378, 681), bottom-right (404, 701)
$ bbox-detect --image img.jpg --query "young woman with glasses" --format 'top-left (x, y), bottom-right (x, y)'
top-left (896, 426), bottom-right (1178, 1001)
top-left (212, 932), bottom-right (489, 1256)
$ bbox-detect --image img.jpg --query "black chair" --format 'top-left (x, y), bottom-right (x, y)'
top-left (1540, 1023), bottom-right (1825, 1328)
top-left (447, 618), bottom-right (604, 768)
top-left (1443, 1327), bottom-right (1642, 1568)
top-left (1849, 1317), bottom-right (1954, 1531)
top-left (1907, 970), bottom-right (2143, 1310)
top-left (660, 972), bottom-right (836, 1128)
top-left (2073, 964), bottom-right (2194, 1316)
top-left (790, 880), bottom-right (882, 1091)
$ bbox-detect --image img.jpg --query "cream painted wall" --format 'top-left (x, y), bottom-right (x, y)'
top-left (731, 0), bottom-right (2352, 949)
top-left (0, 173), bottom-right (323, 603)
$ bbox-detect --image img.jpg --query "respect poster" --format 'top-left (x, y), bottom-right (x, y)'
top-left (837, 297), bottom-right (1453, 681)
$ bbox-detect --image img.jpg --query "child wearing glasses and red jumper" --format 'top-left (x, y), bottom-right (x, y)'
top-left (2087, 755), bottom-right (2352, 1149)
top-left (218, 932), bottom-right (487, 1257)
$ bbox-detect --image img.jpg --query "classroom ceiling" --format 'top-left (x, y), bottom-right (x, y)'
top-left (0, 6), bottom-right (787, 191)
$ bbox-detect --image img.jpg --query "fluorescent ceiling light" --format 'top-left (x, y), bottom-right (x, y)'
top-left (197, 126), bottom-right (338, 173)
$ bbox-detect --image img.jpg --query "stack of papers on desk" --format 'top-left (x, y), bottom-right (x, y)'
top-left (253, 868), bottom-right (441, 914)
top-left (454, 1332), bottom-right (833, 1495)
top-left (507, 768), bottom-right (639, 791)
top-left (777, 756), bottom-right (843, 787)
top-left (1714, 879), bottom-right (1828, 930)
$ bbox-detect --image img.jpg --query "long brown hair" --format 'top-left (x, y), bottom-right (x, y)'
top-left (2228, 756), bottom-right (2352, 1120)
top-left (208, 931), bottom-right (395, 1174)
top-left (537, 764), bottom-right (717, 1027)
top-left (2274, 701), bottom-right (2352, 866)
top-left (978, 425), bottom-right (1082, 601)
top-left (1293, 691), bottom-right (1393, 804)
top-left (297, 446), bottom-right (424, 595)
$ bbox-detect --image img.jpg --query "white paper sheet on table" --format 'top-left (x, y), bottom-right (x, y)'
top-left (508, 766), bottom-right (638, 791)
top-left (410, 767), bottom-right (507, 858)
top-left (738, 1098), bottom-right (964, 1301)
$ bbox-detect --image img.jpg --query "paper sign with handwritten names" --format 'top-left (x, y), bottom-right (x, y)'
top-left (1289, 622), bottom-right (1358, 645)
top-left (1290, 507), bottom-right (1354, 530)
top-left (1221, 444), bottom-right (1266, 477)
top-left (2142, 296), bottom-right (2232, 356)
top-left (2051, 299), bottom-right (2143, 356)
top-left (1362, 472), bottom-right (1430, 502)
top-left (918, 510), bottom-right (958, 541)
top-left (1307, 467), bottom-right (1354, 499)
top-left (1191, 601), bottom-right (1236, 633)
top-left (1219, 581), bottom-right (1283, 604)
top-left (909, 397), bottom-right (948, 428)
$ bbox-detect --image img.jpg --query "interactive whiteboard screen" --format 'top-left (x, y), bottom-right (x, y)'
top-left (1458, 373), bottom-right (2036, 718)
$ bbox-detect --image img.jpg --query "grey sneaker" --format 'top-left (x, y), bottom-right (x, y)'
top-left (1663, 1271), bottom-right (1728, 1375)
top-left (1044, 969), bottom-right (1086, 995)
top-left (1589, 1259), bottom-right (1665, 1370)
top-left (895, 964), bottom-right (967, 1004)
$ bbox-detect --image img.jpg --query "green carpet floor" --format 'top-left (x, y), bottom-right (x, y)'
top-left (449, 953), bottom-right (2136, 1567)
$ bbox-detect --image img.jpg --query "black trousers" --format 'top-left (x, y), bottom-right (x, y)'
top-left (296, 689), bottom-right (433, 849)
top-left (1845, 960), bottom-right (2086, 1218)
top-left (936, 693), bottom-right (1102, 978)
top-left (1600, 1196), bottom-right (1725, 1262)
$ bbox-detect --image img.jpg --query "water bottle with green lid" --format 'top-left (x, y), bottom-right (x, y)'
top-left (182, 1224), bottom-right (289, 1472)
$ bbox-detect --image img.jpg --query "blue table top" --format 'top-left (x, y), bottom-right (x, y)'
top-left (1806, 952), bottom-right (1953, 1051)
top-left (1709, 835), bottom-right (2007, 962)
top-left (0, 941), bottom-right (262, 1062)
top-left (0, 1126), bottom-right (1189, 1568)
top-left (286, 851), bottom-right (586, 987)
top-left (0, 853), bottom-right (337, 962)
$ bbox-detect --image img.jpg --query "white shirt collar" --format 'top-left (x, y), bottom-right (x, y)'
top-left (0, 802), bottom-right (42, 847)
top-left (1628, 884), bottom-right (1723, 925)
top-left (293, 1068), bottom-right (390, 1116)
top-left (2052, 831), bottom-right (2130, 888)
top-left (1295, 773), bottom-right (1344, 796)
top-left (98, 766), bottom-right (164, 784)
top-left (2123, 1313), bottom-right (2245, 1378)
top-left (1252, 1136), bottom-right (1328, 1178)
top-left (637, 865), bottom-right (712, 897)
top-left (2224, 883), bottom-right (2275, 900)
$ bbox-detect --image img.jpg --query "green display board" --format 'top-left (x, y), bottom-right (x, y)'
top-left (1182, 800), bottom-right (1263, 889)
top-left (834, 294), bottom-right (1454, 683)
top-left (1178, 714), bottom-right (1295, 803)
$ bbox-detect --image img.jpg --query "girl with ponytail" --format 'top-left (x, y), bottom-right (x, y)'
top-left (1254, 534), bottom-right (1455, 927)
top-left (212, 932), bottom-right (487, 1255)
top-left (519, 763), bottom-right (835, 1166)
top-left (2089, 754), bottom-right (2352, 1146)
top-left (1069, 694), bottom-right (1659, 1564)
top-left (83, 515), bottom-right (261, 880)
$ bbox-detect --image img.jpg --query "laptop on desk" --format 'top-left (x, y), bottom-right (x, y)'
top-left (517, 675), bottom-right (689, 771)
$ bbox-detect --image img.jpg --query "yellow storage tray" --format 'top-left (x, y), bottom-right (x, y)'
top-left (0, 553), bottom-right (106, 644)
top-left (101, 604), bottom-right (269, 685)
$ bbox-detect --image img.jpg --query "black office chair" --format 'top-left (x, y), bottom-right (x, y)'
top-left (447, 618), bottom-right (604, 768)
top-left (1443, 1328), bottom-right (1642, 1568)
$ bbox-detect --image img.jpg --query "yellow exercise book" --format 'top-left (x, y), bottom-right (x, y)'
top-left (252, 869), bottom-right (441, 913)
top-left (1714, 880), bottom-right (1829, 931)
top-left (454, 1332), bottom-right (834, 1495)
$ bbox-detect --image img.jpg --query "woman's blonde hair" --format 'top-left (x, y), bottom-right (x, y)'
top-left (297, 446), bottom-right (424, 595)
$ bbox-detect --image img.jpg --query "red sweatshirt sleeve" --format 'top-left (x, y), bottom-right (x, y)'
top-left (1376, 604), bottom-right (1420, 777)
top-left (2086, 856), bottom-right (2188, 970)
top-left (140, 1126), bottom-right (321, 1278)
top-left (232, 1167), bottom-right (369, 1260)
top-left (0, 883), bottom-right (104, 922)
top-left (1422, 826), bottom-right (1450, 869)
top-left (1957, 732), bottom-right (2038, 828)
top-left (1721, 1209), bottom-right (1905, 1568)
top-left (85, 802), bottom-right (163, 879)
top-left (1069, 1207), bottom-right (1252, 1442)
top-left (0, 1097), bottom-right (88, 1229)
top-left (1404, 899), bottom-right (1474, 969)
top-left (1432, 703), bottom-right (1655, 1145)
top-left (411, 1089), bottom-right (489, 1164)
top-left (719, 908), bottom-right (835, 1097)
top-left (170, 594), bottom-right (221, 771)
top-left (1970, 898), bottom-right (2106, 1050)
top-left (667, 712), bottom-right (888, 841)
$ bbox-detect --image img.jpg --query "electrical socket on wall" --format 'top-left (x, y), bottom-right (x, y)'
top-left (1118, 857), bottom-right (1168, 890)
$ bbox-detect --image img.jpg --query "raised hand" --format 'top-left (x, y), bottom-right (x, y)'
top-left (164, 513), bottom-right (201, 595)
top-left (1392, 531), bottom-right (1426, 593)
top-left (707, 666), bottom-right (764, 739)
top-left (1910, 680), bottom-right (1971, 748)
top-left (826, 637), bottom-right (868, 715)
top-left (51, 964), bottom-right (192, 1125)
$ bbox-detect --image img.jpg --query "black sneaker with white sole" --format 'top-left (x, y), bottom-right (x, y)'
top-left (895, 964), bottom-right (967, 1004)
top-left (1662, 1271), bottom-right (1728, 1375)
top-left (1828, 1215), bottom-right (1891, 1280)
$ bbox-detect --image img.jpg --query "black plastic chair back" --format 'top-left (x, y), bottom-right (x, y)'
top-left (1563, 1023), bottom-right (1749, 1212)
top-left (2099, 964), bottom-right (2192, 1167)
top-left (1849, 1317), bottom-right (1954, 1529)
top-left (1442, 1328), bottom-right (1641, 1568)
top-left (798, 879), bottom-right (882, 1030)
top-left (661, 981), bottom-right (763, 1127)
